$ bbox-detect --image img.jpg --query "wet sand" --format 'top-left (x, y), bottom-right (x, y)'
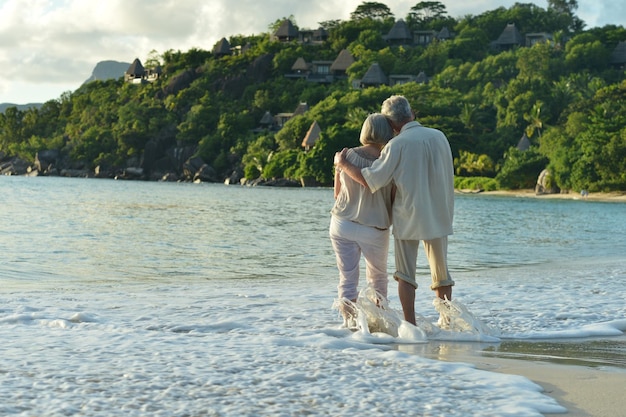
top-left (473, 356), bottom-right (625, 417)
top-left (398, 337), bottom-right (626, 417)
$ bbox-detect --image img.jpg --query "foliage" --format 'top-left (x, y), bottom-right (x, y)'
top-left (454, 176), bottom-right (499, 191)
top-left (454, 150), bottom-right (496, 177)
top-left (407, 1), bottom-right (448, 28)
top-left (0, 1), bottom-right (624, 191)
top-left (350, 2), bottom-right (394, 21)
top-left (496, 147), bottom-right (550, 189)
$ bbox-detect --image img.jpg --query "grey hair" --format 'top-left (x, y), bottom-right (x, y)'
top-left (359, 113), bottom-right (394, 146)
top-left (381, 95), bottom-right (412, 125)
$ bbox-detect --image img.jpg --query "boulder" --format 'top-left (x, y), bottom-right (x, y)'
top-left (160, 69), bottom-right (197, 97)
top-left (35, 149), bottom-right (61, 173)
top-left (182, 156), bottom-right (205, 180)
top-left (193, 164), bottom-right (217, 182)
top-left (535, 169), bottom-right (560, 195)
top-left (224, 168), bottom-right (244, 185)
top-left (60, 168), bottom-right (90, 178)
top-left (160, 172), bottom-right (179, 182)
top-left (141, 140), bottom-right (158, 174)
top-left (0, 157), bottom-right (30, 175)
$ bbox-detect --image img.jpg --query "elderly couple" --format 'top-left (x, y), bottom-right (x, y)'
top-left (330, 95), bottom-right (455, 327)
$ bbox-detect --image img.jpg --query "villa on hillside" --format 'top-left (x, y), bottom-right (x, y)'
top-left (271, 19), bottom-right (328, 44)
top-left (125, 19), bottom-right (625, 90)
top-left (286, 49), bottom-right (355, 83)
top-left (301, 121), bottom-right (322, 151)
top-left (492, 23), bottom-right (525, 50)
top-left (124, 58), bottom-right (162, 84)
top-left (213, 38), bottom-right (232, 57)
top-left (253, 103), bottom-right (317, 146)
top-left (610, 41), bottom-right (626, 68)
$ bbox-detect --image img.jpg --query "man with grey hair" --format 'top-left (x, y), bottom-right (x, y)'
top-left (334, 95), bottom-right (455, 326)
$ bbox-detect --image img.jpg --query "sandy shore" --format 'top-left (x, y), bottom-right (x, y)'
top-left (457, 189), bottom-right (626, 203)
top-left (399, 339), bottom-right (626, 416)
top-left (470, 356), bottom-right (626, 417)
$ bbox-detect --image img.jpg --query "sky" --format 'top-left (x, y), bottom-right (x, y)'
top-left (0, 0), bottom-right (623, 105)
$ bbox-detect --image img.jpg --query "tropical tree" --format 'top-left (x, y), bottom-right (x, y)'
top-left (406, 1), bottom-right (449, 28)
top-left (350, 2), bottom-right (394, 21)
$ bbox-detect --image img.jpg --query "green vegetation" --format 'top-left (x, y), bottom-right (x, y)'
top-left (1, 1), bottom-right (625, 192)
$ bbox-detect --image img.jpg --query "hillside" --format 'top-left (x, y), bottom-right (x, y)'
top-left (0, 2), bottom-right (625, 192)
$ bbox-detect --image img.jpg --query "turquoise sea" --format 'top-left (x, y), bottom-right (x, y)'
top-left (1, 176), bottom-right (624, 416)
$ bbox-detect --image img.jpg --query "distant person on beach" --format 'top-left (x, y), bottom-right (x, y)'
top-left (329, 113), bottom-right (394, 327)
top-left (334, 95), bottom-right (455, 326)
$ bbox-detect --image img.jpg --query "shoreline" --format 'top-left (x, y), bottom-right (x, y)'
top-left (470, 356), bottom-right (625, 417)
top-left (401, 338), bottom-right (626, 417)
top-left (457, 188), bottom-right (626, 203)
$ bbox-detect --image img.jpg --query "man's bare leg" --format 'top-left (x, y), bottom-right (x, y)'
top-left (398, 279), bottom-right (416, 325)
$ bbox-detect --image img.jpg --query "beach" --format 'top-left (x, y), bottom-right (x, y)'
top-left (460, 188), bottom-right (626, 203)
top-left (473, 356), bottom-right (624, 417)
top-left (396, 333), bottom-right (626, 417)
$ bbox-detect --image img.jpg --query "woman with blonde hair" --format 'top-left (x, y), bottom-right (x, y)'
top-left (329, 113), bottom-right (394, 327)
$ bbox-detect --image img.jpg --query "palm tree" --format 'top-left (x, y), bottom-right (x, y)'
top-left (524, 102), bottom-right (543, 139)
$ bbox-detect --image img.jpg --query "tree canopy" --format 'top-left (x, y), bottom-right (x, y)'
top-left (1, 1), bottom-right (625, 192)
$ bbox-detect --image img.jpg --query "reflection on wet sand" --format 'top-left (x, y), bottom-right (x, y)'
top-left (395, 335), bottom-right (626, 370)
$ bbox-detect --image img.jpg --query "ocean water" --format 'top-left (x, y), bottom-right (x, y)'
top-left (1, 176), bottom-right (625, 416)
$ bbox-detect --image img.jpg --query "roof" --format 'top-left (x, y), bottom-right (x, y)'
top-left (437, 27), bottom-right (452, 40)
top-left (361, 63), bottom-right (388, 86)
top-left (213, 38), bottom-right (231, 55)
top-left (126, 58), bottom-right (145, 76)
top-left (610, 41), bottom-right (626, 65)
top-left (385, 19), bottom-right (412, 42)
top-left (517, 133), bottom-right (531, 151)
top-left (291, 57), bottom-right (309, 71)
top-left (494, 23), bottom-right (524, 46)
top-left (415, 71), bottom-right (428, 83)
top-left (259, 111), bottom-right (274, 125)
top-left (301, 121), bottom-right (321, 148)
top-left (293, 102), bottom-right (309, 116)
top-left (330, 49), bottom-right (355, 72)
top-left (274, 19), bottom-right (299, 38)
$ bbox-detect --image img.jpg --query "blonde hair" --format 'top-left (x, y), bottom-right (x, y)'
top-left (359, 113), bottom-right (393, 146)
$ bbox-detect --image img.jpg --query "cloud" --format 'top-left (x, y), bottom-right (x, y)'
top-left (0, 0), bottom-right (622, 104)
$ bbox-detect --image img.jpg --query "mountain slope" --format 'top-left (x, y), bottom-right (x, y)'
top-left (83, 60), bottom-right (131, 84)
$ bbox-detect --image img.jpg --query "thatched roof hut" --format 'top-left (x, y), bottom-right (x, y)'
top-left (273, 19), bottom-right (299, 41)
top-left (330, 49), bottom-right (355, 75)
top-left (360, 63), bottom-right (388, 87)
top-left (415, 71), bottom-right (428, 84)
top-left (259, 111), bottom-right (274, 126)
top-left (384, 19), bottom-right (412, 44)
top-left (493, 23), bottom-right (524, 49)
top-left (437, 27), bottom-right (452, 41)
top-left (293, 102), bottom-right (309, 116)
top-left (517, 133), bottom-right (531, 151)
top-left (213, 38), bottom-right (231, 56)
top-left (125, 58), bottom-right (145, 82)
top-left (301, 121), bottom-right (321, 151)
top-left (126, 58), bottom-right (144, 77)
top-left (610, 41), bottom-right (626, 66)
top-left (291, 57), bottom-right (309, 73)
